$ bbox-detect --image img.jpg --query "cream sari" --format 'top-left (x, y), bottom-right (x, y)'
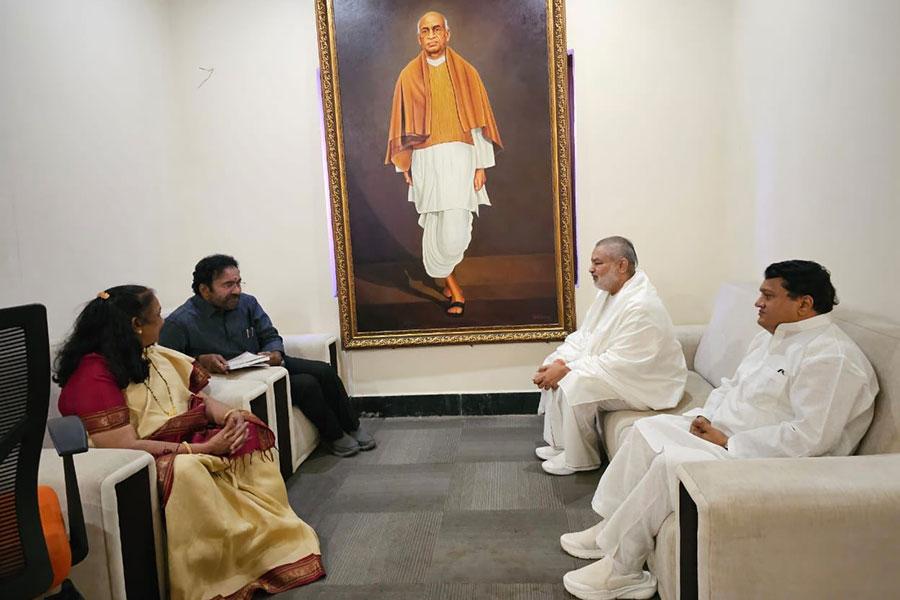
top-left (125, 346), bottom-right (324, 600)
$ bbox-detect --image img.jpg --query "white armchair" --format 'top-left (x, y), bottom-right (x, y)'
top-left (206, 332), bottom-right (338, 476)
top-left (38, 448), bottom-right (164, 600)
top-left (283, 333), bottom-right (338, 469)
top-left (39, 371), bottom-right (271, 600)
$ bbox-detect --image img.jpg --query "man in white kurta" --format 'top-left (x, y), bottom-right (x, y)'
top-left (559, 260), bottom-right (879, 600)
top-left (534, 237), bottom-right (687, 476)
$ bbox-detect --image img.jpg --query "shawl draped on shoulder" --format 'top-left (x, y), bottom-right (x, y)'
top-left (386, 48), bottom-right (503, 172)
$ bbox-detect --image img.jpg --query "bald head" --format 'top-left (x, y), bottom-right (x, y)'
top-left (417, 11), bottom-right (449, 33)
top-left (595, 236), bottom-right (638, 275)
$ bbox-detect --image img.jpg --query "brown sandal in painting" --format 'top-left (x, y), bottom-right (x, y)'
top-left (446, 301), bottom-right (466, 317)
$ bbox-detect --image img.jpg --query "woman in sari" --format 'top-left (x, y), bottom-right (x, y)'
top-left (55, 285), bottom-right (324, 600)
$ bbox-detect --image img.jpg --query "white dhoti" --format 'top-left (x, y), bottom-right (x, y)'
top-left (419, 209), bottom-right (473, 278)
top-left (539, 381), bottom-right (630, 469)
top-left (590, 415), bottom-right (729, 572)
top-left (407, 129), bottom-right (495, 278)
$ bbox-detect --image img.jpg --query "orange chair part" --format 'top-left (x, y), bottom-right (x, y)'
top-left (37, 485), bottom-right (71, 590)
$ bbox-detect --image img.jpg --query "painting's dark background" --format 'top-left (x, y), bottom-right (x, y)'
top-left (332, 0), bottom-right (559, 332)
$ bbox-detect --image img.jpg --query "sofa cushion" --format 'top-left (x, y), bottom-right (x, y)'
top-left (693, 282), bottom-right (762, 387)
top-left (602, 371), bottom-right (714, 459)
top-left (832, 308), bottom-right (900, 455)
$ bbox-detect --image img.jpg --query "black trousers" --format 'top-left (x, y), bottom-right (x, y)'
top-left (282, 355), bottom-right (359, 441)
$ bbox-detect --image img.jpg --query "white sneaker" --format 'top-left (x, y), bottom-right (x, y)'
top-left (563, 556), bottom-right (657, 600)
top-left (540, 451), bottom-right (600, 476)
top-left (560, 520), bottom-right (606, 559)
top-left (535, 445), bottom-right (563, 461)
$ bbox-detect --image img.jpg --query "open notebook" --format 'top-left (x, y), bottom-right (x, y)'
top-left (226, 352), bottom-right (269, 371)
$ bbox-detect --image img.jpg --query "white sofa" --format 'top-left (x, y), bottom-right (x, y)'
top-left (206, 332), bottom-right (338, 475)
top-left (283, 333), bottom-right (338, 468)
top-left (597, 282), bottom-right (900, 600)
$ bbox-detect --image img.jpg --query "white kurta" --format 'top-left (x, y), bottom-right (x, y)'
top-left (590, 313), bottom-right (878, 572)
top-left (542, 271), bottom-right (687, 411)
top-left (538, 271), bottom-right (687, 468)
top-left (685, 313), bottom-right (878, 458)
top-left (403, 54), bottom-right (496, 278)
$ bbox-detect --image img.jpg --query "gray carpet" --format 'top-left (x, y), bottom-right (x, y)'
top-left (280, 415), bottom-right (658, 599)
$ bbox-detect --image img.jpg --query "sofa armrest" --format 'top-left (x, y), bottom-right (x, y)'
top-left (676, 454), bottom-right (900, 600)
top-left (674, 324), bottom-right (706, 371)
top-left (283, 333), bottom-right (338, 365)
top-left (210, 367), bottom-right (295, 478)
top-left (205, 376), bottom-right (268, 412)
top-left (39, 448), bottom-right (163, 600)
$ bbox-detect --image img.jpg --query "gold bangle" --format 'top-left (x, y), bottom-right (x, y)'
top-left (223, 408), bottom-right (238, 423)
top-left (181, 441), bottom-right (192, 454)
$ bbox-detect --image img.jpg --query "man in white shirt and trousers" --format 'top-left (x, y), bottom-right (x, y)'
top-left (560, 260), bottom-right (878, 600)
top-left (533, 236), bottom-right (688, 476)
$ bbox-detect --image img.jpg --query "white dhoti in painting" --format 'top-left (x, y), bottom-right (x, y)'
top-left (408, 129), bottom-right (495, 278)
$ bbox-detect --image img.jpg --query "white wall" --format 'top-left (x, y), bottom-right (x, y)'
top-left (4, 0), bottom-right (893, 398)
top-left (726, 0), bottom-right (900, 320)
top-left (1, 0), bottom-right (180, 339)
top-left (163, 0), bottom-right (339, 332)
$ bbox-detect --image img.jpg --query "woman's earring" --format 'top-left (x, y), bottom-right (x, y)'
top-left (138, 328), bottom-right (143, 334)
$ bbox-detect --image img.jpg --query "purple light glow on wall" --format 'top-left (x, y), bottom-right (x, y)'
top-left (316, 67), bottom-right (338, 298)
top-left (568, 48), bottom-right (578, 285)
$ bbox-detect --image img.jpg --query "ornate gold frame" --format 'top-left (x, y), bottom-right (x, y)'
top-left (315, 0), bottom-right (574, 349)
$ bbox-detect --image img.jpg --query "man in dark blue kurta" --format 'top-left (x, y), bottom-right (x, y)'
top-left (160, 254), bottom-right (373, 456)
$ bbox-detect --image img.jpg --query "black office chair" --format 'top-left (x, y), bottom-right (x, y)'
top-left (0, 304), bottom-right (89, 599)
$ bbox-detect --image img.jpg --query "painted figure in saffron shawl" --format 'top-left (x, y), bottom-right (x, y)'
top-left (385, 10), bottom-right (503, 318)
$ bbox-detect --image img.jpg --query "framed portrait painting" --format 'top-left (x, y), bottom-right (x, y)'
top-left (315, 0), bottom-right (574, 348)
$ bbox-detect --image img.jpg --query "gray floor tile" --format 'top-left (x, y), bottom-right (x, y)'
top-left (317, 511), bottom-right (443, 585)
top-left (457, 425), bottom-right (546, 463)
top-left (427, 509), bottom-right (578, 584)
top-left (285, 581), bottom-right (654, 599)
top-left (276, 416), bottom-right (649, 600)
top-left (474, 583), bottom-right (571, 599)
top-left (329, 463), bottom-right (453, 513)
top-left (565, 507), bottom-right (602, 534)
top-left (281, 583), bottom-right (437, 599)
top-left (551, 466), bottom-right (605, 509)
top-left (445, 462), bottom-right (564, 511)
top-left (287, 469), bottom-right (350, 528)
top-left (374, 416), bottom-right (467, 430)
top-left (462, 415), bottom-right (542, 430)
top-left (296, 446), bottom-right (357, 474)
top-left (356, 426), bottom-right (462, 465)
